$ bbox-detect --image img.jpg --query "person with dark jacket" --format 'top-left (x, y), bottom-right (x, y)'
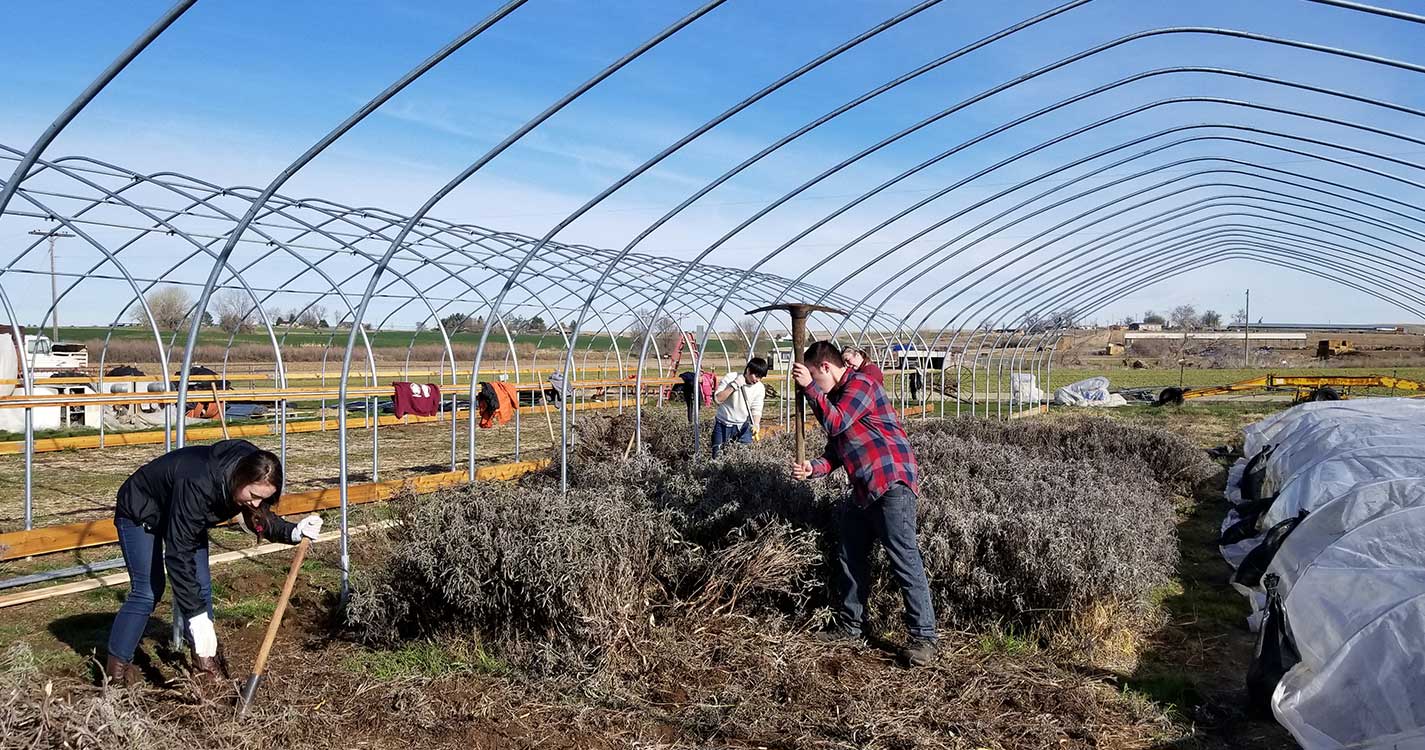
top-left (105, 439), bottom-right (322, 689)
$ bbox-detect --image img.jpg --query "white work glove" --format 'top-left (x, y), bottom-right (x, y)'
top-left (188, 612), bottom-right (218, 658)
top-left (292, 515), bottom-right (323, 543)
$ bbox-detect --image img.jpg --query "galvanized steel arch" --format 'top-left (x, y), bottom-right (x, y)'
top-left (3, 0), bottom-right (1425, 592)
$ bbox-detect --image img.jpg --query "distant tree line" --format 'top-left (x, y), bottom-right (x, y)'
top-left (1135, 305), bottom-right (1228, 330)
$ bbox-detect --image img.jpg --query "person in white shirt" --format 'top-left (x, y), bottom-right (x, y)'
top-left (711, 357), bottom-right (768, 457)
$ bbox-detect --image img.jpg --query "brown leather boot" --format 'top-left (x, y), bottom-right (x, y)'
top-left (190, 652), bottom-right (232, 701)
top-left (104, 654), bottom-right (136, 687)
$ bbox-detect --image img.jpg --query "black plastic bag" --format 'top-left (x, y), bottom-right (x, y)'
top-left (1234, 512), bottom-right (1307, 589)
top-left (1246, 574), bottom-right (1300, 717)
top-left (1220, 516), bottom-right (1258, 546)
top-left (1240, 445), bottom-right (1276, 502)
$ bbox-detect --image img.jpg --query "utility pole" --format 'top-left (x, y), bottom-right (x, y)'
top-left (1243, 288), bottom-right (1251, 368)
top-left (29, 229), bottom-right (75, 341)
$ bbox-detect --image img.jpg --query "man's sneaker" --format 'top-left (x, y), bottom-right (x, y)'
top-left (813, 628), bottom-right (865, 646)
top-left (902, 637), bottom-right (938, 667)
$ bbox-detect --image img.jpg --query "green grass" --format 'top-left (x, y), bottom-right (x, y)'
top-left (1120, 673), bottom-right (1202, 722)
top-left (81, 586), bottom-right (127, 606)
top-left (22, 645), bottom-right (89, 674)
top-left (976, 629), bottom-right (1036, 656)
top-left (0, 426), bottom-right (105, 442)
top-left (343, 641), bottom-right (507, 680)
top-left (0, 621), bottom-right (30, 643)
top-left (215, 597), bottom-right (277, 623)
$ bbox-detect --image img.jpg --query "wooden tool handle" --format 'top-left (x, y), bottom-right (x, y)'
top-left (791, 314), bottom-right (808, 466)
top-left (249, 537), bottom-right (309, 678)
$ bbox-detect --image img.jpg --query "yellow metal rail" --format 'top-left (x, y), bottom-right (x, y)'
top-left (0, 377), bottom-right (680, 409)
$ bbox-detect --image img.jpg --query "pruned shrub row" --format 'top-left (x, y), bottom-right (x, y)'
top-left (347, 410), bottom-right (1209, 670)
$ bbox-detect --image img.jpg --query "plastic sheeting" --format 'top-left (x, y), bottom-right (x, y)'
top-left (1260, 445), bottom-right (1425, 529)
top-left (1269, 479), bottom-right (1425, 599)
top-left (1052, 376), bottom-right (1126, 406)
top-left (1260, 423), bottom-right (1425, 497)
top-left (1243, 399), bottom-right (1425, 457)
top-left (1275, 593), bottom-right (1425, 750)
top-left (1225, 399), bottom-right (1425, 748)
top-left (1282, 507), bottom-right (1425, 670)
top-left (1009, 373), bottom-right (1044, 405)
top-left (1225, 458), bottom-right (1246, 504)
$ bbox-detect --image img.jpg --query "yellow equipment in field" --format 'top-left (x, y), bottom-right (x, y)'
top-left (1155, 374), bottom-right (1425, 406)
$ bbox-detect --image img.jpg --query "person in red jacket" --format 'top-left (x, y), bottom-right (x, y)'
top-left (843, 347), bottom-right (884, 387)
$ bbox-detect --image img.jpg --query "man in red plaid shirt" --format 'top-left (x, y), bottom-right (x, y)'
top-left (790, 341), bottom-right (938, 666)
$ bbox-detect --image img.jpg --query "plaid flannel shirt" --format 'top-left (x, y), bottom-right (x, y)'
top-left (805, 367), bottom-right (919, 507)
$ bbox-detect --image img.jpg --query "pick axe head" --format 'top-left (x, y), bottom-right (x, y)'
top-left (744, 303), bottom-right (849, 466)
top-left (743, 303), bottom-right (849, 357)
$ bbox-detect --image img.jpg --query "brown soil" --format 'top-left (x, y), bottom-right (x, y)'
top-left (0, 407), bottom-right (1302, 749)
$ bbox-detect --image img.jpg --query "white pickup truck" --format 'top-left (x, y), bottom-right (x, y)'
top-left (24, 334), bottom-right (89, 372)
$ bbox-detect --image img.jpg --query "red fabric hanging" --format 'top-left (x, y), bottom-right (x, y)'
top-left (698, 371), bottom-right (716, 406)
top-left (393, 381), bottom-right (441, 418)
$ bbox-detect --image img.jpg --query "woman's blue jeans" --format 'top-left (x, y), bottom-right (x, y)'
top-left (106, 516), bottom-right (212, 662)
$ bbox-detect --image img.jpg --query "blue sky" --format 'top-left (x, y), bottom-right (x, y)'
top-left (2, 0), bottom-right (1423, 329)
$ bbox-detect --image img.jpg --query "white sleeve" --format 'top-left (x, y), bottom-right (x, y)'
top-left (718, 373), bottom-right (738, 390)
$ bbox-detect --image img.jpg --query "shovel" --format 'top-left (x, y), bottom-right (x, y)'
top-left (237, 537), bottom-right (310, 716)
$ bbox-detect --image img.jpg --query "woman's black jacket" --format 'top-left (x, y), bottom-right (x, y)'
top-left (115, 439), bottom-right (295, 617)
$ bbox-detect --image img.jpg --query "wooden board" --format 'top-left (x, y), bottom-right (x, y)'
top-left (0, 373), bottom-right (268, 386)
top-left (0, 378), bottom-right (679, 409)
top-left (0, 521), bottom-right (395, 609)
top-left (0, 459), bottom-right (549, 561)
top-left (0, 393), bottom-right (670, 455)
top-left (0, 366), bottom-right (657, 387)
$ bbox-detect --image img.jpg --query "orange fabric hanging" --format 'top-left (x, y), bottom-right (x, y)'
top-left (479, 380), bottom-right (519, 428)
top-left (186, 401), bottom-right (221, 420)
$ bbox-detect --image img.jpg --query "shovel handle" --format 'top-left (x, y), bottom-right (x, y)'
top-left (239, 537), bottom-right (309, 714)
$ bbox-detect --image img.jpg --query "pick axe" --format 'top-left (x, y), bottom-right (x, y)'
top-left (237, 537), bottom-right (310, 716)
top-left (744, 303), bottom-right (848, 465)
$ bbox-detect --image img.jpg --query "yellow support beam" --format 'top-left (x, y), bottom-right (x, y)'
top-left (0, 459), bottom-right (550, 560)
top-left (0, 395), bottom-right (665, 455)
top-left (0, 367), bottom-right (665, 387)
top-left (0, 377), bottom-right (680, 409)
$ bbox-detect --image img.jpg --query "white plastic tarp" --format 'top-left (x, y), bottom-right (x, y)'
top-left (1244, 399), bottom-right (1425, 457)
top-left (1009, 373), bottom-right (1044, 405)
top-left (1053, 376), bottom-right (1126, 407)
top-left (1225, 458), bottom-right (1247, 505)
top-left (1262, 428), bottom-right (1425, 498)
top-left (1282, 506), bottom-right (1425, 669)
top-left (1275, 593), bottom-right (1425, 749)
top-left (1225, 401), bottom-right (1425, 749)
top-left (1269, 478), bottom-right (1425, 599)
top-left (1261, 446), bottom-right (1425, 529)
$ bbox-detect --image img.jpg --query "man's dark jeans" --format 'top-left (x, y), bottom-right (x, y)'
top-left (710, 419), bottom-right (752, 458)
top-left (834, 482), bottom-right (938, 640)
